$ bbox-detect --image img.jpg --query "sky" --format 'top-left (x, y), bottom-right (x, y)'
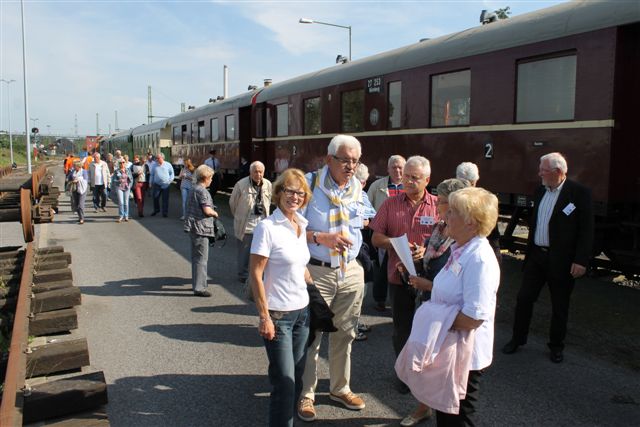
top-left (0, 0), bottom-right (565, 137)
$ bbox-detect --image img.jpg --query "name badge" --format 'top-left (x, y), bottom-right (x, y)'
top-left (420, 216), bottom-right (435, 226)
top-left (451, 261), bottom-right (462, 276)
top-left (563, 203), bottom-right (576, 216)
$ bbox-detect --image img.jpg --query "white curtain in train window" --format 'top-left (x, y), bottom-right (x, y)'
top-left (517, 55), bottom-right (576, 123)
top-left (276, 103), bottom-right (289, 137)
top-left (210, 118), bottom-right (219, 142)
top-left (431, 70), bottom-right (471, 127)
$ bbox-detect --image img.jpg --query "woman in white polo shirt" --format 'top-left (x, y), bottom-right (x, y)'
top-left (250, 168), bottom-right (314, 427)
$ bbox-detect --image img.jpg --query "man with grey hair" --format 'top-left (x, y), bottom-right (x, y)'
top-left (89, 152), bottom-right (110, 213)
top-left (456, 161), bottom-right (479, 186)
top-left (370, 155), bottom-right (439, 394)
top-left (229, 161), bottom-right (272, 282)
top-left (503, 152), bottom-right (593, 363)
top-left (297, 134), bottom-right (373, 421)
top-left (150, 152), bottom-right (174, 217)
top-left (367, 154), bottom-right (406, 311)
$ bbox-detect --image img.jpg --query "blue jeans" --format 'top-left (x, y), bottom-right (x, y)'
top-left (116, 188), bottom-right (130, 219)
top-left (263, 306), bottom-right (310, 427)
top-left (181, 187), bottom-right (190, 218)
top-left (153, 184), bottom-right (170, 216)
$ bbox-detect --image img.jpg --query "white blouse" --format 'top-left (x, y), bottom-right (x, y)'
top-left (251, 208), bottom-right (310, 311)
top-left (431, 235), bottom-right (500, 370)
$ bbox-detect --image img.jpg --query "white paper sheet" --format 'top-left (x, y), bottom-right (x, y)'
top-left (389, 234), bottom-right (417, 276)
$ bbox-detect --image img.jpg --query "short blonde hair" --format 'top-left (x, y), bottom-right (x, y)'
top-left (272, 168), bottom-right (312, 209)
top-left (448, 187), bottom-right (498, 237)
top-left (194, 164), bottom-right (214, 183)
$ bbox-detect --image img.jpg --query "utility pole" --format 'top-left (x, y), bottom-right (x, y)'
top-left (114, 110), bottom-right (119, 132)
top-left (20, 0), bottom-right (33, 173)
top-left (96, 113), bottom-right (100, 136)
top-left (74, 114), bottom-right (78, 136)
top-left (147, 85), bottom-right (152, 124)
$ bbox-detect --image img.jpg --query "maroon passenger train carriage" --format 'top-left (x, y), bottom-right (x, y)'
top-left (124, 0), bottom-right (640, 272)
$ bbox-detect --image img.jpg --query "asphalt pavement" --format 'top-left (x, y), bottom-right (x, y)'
top-left (3, 165), bottom-right (638, 426)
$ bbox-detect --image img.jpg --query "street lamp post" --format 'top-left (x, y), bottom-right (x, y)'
top-left (0, 79), bottom-right (16, 166)
top-left (20, 0), bottom-right (33, 173)
top-left (299, 18), bottom-right (352, 62)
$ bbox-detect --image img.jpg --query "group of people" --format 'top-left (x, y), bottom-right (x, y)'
top-left (221, 134), bottom-right (593, 427)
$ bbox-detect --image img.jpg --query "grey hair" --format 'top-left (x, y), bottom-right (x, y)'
top-left (157, 152), bottom-right (165, 160)
top-left (94, 152), bottom-right (101, 159)
top-left (387, 155), bottom-right (406, 168)
top-left (250, 161), bottom-right (265, 172)
top-left (405, 155), bottom-right (431, 177)
top-left (456, 162), bottom-right (479, 183)
top-left (327, 134), bottom-right (362, 157)
top-left (194, 164), bottom-right (214, 182)
top-left (540, 152), bottom-right (568, 174)
top-left (355, 163), bottom-right (369, 183)
top-left (436, 178), bottom-right (469, 198)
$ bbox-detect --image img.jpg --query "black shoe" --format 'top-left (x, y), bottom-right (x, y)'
top-left (550, 350), bottom-right (564, 363)
top-left (502, 340), bottom-right (522, 355)
top-left (162, 214), bottom-right (168, 218)
top-left (150, 211), bottom-right (159, 216)
top-left (194, 290), bottom-right (212, 297)
top-left (396, 379), bottom-right (410, 395)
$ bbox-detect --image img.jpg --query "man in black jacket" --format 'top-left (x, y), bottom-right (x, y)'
top-left (502, 152), bottom-right (594, 363)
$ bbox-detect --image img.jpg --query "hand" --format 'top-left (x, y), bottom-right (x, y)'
top-left (323, 232), bottom-right (353, 252)
top-left (259, 318), bottom-right (276, 340)
top-left (408, 275), bottom-right (433, 291)
top-left (410, 242), bottom-right (426, 260)
top-left (570, 263), bottom-right (586, 278)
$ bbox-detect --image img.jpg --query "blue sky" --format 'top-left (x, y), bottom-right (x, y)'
top-left (0, 0), bottom-right (564, 136)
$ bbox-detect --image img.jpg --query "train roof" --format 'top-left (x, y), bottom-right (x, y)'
top-left (131, 119), bottom-right (169, 136)
top-left (163, 91), bottom-right (255, 125)
top-left (256, 0), bottom-right (640, 102)
top-left (105, 128), bottom-right (133, 141)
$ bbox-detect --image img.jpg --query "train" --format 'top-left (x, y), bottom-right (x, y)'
top-left (102, 0), bottom-right (640, 274)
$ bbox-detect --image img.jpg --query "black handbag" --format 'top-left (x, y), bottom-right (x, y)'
top-left (208, 217), bottom-right (227, 247)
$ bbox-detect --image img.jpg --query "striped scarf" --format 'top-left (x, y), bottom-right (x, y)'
top-left (314, 166), bottom-right (363, 277)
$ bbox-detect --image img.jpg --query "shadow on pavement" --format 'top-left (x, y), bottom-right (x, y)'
top-left (140, 323), bottom-right (262, 347)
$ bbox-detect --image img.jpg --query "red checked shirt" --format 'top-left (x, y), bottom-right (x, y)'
top-left (369, 191), bottom-right (439, 285)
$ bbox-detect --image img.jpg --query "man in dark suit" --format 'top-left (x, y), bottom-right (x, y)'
top-left (502, 152), bottom-right (593, 363)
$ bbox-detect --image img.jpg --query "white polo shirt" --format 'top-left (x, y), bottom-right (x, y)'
top-left (432, 236), bottom-right (500, 370)
top-left (251, 208), bottom-right (310, 311)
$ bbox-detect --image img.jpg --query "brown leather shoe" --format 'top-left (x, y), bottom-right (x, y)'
top-left (330, 391), bottom-right (365, 410)
top-left (298, 397), bottom-right (316, 422)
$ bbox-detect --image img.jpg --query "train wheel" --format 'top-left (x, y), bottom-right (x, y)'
top-left (20, 187), bottom-right (34, 242)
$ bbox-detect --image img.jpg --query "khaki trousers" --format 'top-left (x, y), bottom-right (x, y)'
top-left (301, 259), bottom-right (364, 400)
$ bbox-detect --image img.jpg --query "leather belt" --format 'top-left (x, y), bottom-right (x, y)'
top-left (309, 258), bottom-right (339, 269)
top-left (534, 245), bottom-right (549, 252)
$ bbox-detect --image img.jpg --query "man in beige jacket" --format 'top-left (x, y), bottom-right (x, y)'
top-left (229, 161), bottom-right (272, 282)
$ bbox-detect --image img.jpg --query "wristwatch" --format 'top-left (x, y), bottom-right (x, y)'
top-left (312, 231), bottom-right (320, 246)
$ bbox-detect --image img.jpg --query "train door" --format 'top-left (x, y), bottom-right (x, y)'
top-left (239, 105), bottom-right (260, 167)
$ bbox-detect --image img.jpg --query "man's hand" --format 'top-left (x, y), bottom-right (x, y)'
top-left (570, 263), bottom-right (586, 278)
top-left (321, 232), bottom-right (353, 252)
top-left (410, 242), bottom-right (425, 260)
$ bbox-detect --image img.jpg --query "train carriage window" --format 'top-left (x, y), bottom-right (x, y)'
top-left (210, 118), bottom-right (219, 141)
top-left (173, 126), bottom-right (180, 145)
top-left (516, 55), bottom-right (576, 122)
top-left (431, 70), bottom-right (470, 127)
top-left (276, 103), bottom-right (289, 137)
top-left (198, 120), bottom-right (205, 142)
top-left (255, 105), bottom-right (265, 138)
top-left (388, 81), bottom-right (402, 129)
top-left (342, 89), bottom-right (364, 132)
top-left (190, 123), bottom-right (196, 144)
top-left (225, 115), bottom-right (235, 140)
top-left (304, 97), bottom-right (321, 135)
top-left (181, 125), bottom-right (188, 144)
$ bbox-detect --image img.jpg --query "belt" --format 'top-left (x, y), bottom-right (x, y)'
top-left (309, 258), bottom-right (339, 269)
top-left (534, 245), bottom-right (549, 252)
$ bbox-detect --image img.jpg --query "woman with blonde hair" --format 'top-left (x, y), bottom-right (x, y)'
top-left (250, 168), bottom-right (314, 427)
top-left (179, 158), bottom-right (196, 220)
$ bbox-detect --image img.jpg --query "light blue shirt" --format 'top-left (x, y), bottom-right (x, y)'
top-left (152, 161), bottom-right (174, 189)
top-left (303, 172), bottom-right (374, 263)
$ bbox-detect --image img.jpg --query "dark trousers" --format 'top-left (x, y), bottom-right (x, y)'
top-left (389, 283), bottom-right (417, 356)
top-left (152, 184), bottom-right (170, 216)
top-left (372, 252), bottom-right (389, 304)
top-left (92, 184), bottom-right (106, 209)
top-left (512, 246), bottom-right (575, 351)
top-left (436, 370), bottom-right (483, 427)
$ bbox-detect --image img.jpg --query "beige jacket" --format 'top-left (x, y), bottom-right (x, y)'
top-left (89, 160), bottom-right (111, 187)
top-left (367, 176), bottom-right (391, 211)
top-left (229, 176), bottom-right (272, 240)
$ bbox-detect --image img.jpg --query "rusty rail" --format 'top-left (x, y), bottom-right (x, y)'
top-left (0, 242), bottom-right (34, 426)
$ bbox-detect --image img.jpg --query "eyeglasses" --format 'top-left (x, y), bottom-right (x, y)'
top-left (332, 155), bottom-right (361, 167)
top-left (283, 188), bottom-right (306, 198)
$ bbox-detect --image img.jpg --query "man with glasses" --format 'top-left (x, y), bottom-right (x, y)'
top-left (367, 155), bottom-right (406, 312)
top-left (369, 156), bottom-right (439, 394)
top-left (502, 152), bottom-right (593, 363)
top-left (297, 135), bottom-right (373, 422)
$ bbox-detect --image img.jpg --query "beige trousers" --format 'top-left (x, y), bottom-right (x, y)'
top-left (301, 259), bottom-right (365, 400)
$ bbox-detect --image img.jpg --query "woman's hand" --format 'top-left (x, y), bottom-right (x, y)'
top-left (259, 317), bottom-right (276, 340)
top-left (410, 242), bottom-right (426, 260)
top-left (408, 275), bottom-right (433, 292)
